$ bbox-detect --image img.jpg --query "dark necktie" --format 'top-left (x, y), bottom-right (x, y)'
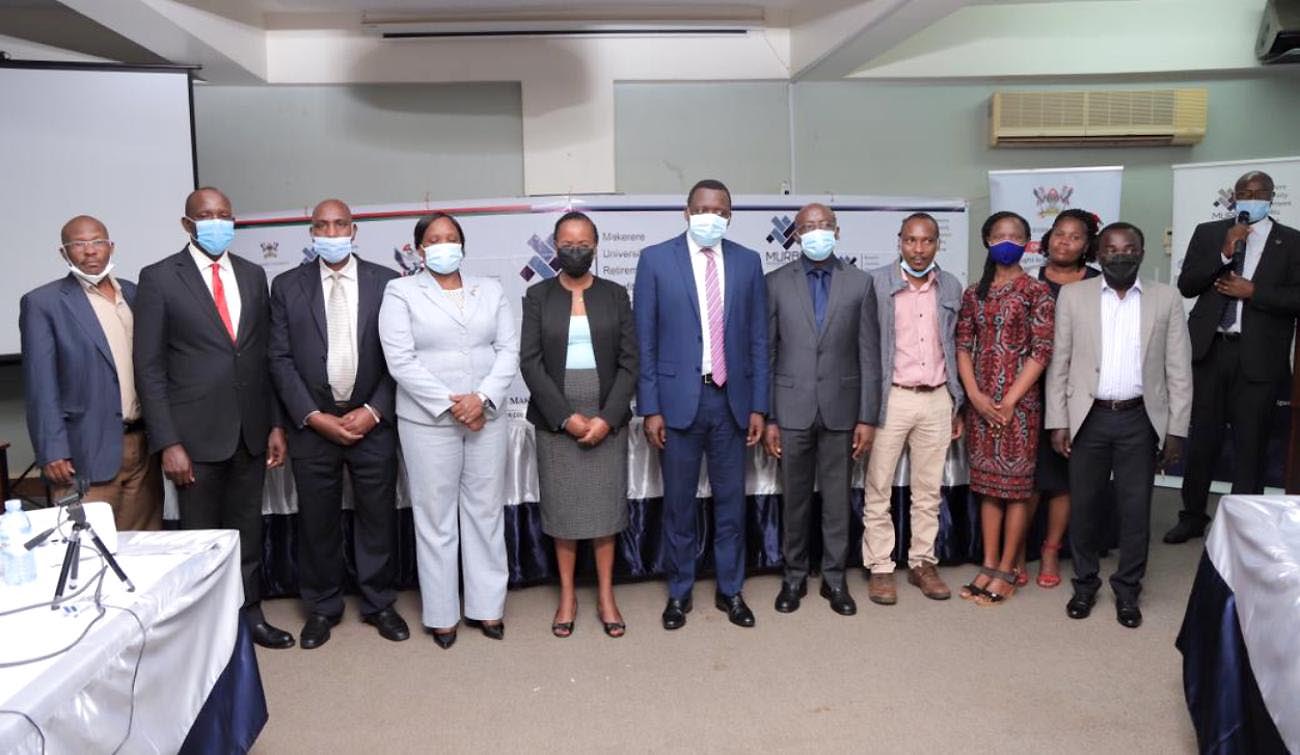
top-left (811, 268), bottom-right (830, 332)
top-left (1219, 243), bottom-right (1247, 329)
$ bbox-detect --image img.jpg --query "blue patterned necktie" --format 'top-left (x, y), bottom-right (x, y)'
top-left (810, 268), bottom-right (830, 331)
top-left (1219, 243), bottom-right (1247, 329)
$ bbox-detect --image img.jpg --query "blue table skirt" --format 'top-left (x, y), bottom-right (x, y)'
top-left (1175, 551), bottom-right (1289, 755)
top-left (247, 484), bottom-right (1096, 597)
top-left (179, 616), bottom-right (269, 755)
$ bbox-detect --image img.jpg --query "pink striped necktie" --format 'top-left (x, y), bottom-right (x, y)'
top-left (702, 247), bottom-right (727, 386)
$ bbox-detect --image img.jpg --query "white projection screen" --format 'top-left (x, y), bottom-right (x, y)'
top-left (0, 62), bottom-right (196, 357)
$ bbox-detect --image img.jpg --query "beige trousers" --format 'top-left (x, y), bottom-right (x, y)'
top-left (64, 430), bottom-right (164, 531)
top-left (862, 387), bottom-right (952, 573)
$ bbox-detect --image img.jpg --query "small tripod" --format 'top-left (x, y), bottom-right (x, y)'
top-left (25, 479), bottom-right (134, 608)
top-left (50, 499), bottom-right (134, 608)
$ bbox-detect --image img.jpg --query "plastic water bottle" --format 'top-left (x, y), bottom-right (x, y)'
top-left (1, 500), bottom-right (37, 586)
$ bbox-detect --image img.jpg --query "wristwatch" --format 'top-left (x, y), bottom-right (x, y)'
top-left (475, 391), bottom-right (494, 411)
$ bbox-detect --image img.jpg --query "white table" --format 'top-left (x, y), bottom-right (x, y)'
top-left (0, 530), bottom-right (257, 754)
top-left (1179, 494), bottom-right (1300, 752)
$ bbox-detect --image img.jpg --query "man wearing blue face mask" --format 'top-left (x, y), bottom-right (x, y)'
top-left (1169, 170), bottom-right (1300, 543)
top-left (134, 186), bottom-right (294, 649)
top-left (763, 203), bottom-right (874, 616)
top-left (634, 178), bottom-right (769, 630)
top-left (267, 199), bottom-right (408, 649)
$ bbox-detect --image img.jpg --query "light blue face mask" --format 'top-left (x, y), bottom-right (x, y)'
top-left (800, 229), bottom-right (836, 262)
top-left (1235, 199), bottom-right (1271, 224)
top-left (901, 260), bottom-right (937, 278)
top-left (423, 242), bottom-right (463, 275)
top-left (688, 213), bottom-right (728, 248)
top-left (190, 218), bottom-right (235, 257)
top-left (312, 235), bottom-right (353, 264)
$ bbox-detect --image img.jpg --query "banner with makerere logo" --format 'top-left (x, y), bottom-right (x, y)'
top-left (236, 193), bottom-right (969, 417)
top-left (988, 166), bottom-right (1124, 277)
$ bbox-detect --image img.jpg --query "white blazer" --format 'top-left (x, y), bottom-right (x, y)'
top-left (378, 272), bottom-right (520, 426)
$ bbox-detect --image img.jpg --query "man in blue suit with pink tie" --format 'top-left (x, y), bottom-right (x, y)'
top-left (634, 179), bottom-right (769, 630)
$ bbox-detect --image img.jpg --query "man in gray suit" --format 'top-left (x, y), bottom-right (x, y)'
top-left (764, 204), bottom-right (874, 616)
top-left (861, 213), bottom-right (965, 606)
top-left (1047, 222), bottom-right (1192, 628)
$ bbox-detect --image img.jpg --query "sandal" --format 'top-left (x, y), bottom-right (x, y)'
top-left (598, 604), bottom-right (625, 638)
top-left (977, 569), bottom-right (1019, 606)
top-left (552, 600), bottom-right (577, 639)
top-left (1037, 542), bottom-right (1063, 588)
top-left (960, 567), bottom-right (995, 601)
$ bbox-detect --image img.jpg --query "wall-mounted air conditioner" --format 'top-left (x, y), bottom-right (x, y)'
top-left (990, 89), bottom-right (1208, 148)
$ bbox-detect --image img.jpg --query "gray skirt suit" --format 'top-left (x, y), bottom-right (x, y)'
top-left (520, 277), bottom-right (638, 540)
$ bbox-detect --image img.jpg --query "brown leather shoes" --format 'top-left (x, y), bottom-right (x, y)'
top-left (867, 572), bottom-right (897, 605)
top-left (908, 563), bottom-right (951, 600)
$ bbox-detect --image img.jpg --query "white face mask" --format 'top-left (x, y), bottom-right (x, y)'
top-left (62, 252), bottom-right (114, 285)
top-left (688, 213), bottom-right (728, 247)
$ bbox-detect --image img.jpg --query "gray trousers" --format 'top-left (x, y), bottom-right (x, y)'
top-left (399, 417), bottom-right (509, 629)
top-left (779, 416), bottom-right (853, 589)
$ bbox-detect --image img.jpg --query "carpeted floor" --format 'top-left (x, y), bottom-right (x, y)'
top-left (252, 488), bottom-right (1205, 753)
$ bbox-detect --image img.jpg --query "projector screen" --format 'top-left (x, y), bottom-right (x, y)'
top-left (0, 61), bottom-right (196, 358)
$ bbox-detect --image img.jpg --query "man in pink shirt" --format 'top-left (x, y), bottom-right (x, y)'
top-left (861, 213), bottom-right (966, 605)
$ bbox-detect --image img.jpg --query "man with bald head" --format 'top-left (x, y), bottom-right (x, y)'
top-left (763, 204), bottom-right (874, 616)
top-left (268, 199), bottom-right (407, 648)
top-left (134, 187), bottom-right (293, 648)
top-left (1169, 170), bottom-right (1300, 543)
top-left (21, 215), bottom-right (163, 530)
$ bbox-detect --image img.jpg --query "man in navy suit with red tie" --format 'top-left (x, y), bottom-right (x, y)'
top-left (634, 179), bottom-right (769, 630)
top-left (134, 187), bottom-right (293, 648)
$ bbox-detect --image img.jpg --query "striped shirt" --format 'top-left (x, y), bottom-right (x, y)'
top-left (1096, 278), bottom-right (1143, 400)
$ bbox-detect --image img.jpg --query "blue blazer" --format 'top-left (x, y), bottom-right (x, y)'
top-left (20, 275), bottom-right (138, 482)
top-left (634, 232), bottom-right (769, 429)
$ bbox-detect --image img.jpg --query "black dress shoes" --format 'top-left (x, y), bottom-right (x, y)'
top-left (774, 581), bottom-right (807, 613)
top-left (1116, 600), bottom-right (1143, 629)
top-left (1163, 516), bottom-right (1209, 544)
top-left (299, 614), bottom-right (340, 649)
top-left (661, 596), bottom-right (693, 630)
top-left (820, 582), bottom-right (857, 616)
top-left (363, 607), bottom-right (410, 642)
top-left (715, 592), bottom-right (756, 628)
top-left (465, 618), bottom-right (505, 640)
top-left (251, 619), bottom-right (297, 649)
top-left (1066, 592), bottom-right (1096, 620)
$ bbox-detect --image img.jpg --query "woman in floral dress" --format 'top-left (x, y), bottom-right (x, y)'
top-left (956, 211), bottom-right (1055, 604)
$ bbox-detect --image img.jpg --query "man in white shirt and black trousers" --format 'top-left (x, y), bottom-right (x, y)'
top-left (1046, 222), bottom-right (1193, 628)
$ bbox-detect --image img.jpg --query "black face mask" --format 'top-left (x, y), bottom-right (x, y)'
top-left (1101, 254), bottom-right (1141, 289)
top-left (556, 246), bottom-right (595, 277)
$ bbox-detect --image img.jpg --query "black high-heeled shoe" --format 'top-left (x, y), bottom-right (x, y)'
top-left (430, 628), bottom-right (457, 649)
top-left (466, 618), bottom-right (505, 640)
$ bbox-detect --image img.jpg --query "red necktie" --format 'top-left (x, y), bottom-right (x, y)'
top-left (210, 263), bottom-right (236, 342)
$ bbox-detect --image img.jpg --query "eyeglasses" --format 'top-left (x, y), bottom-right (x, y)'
top-left (1234, 189), bottom-right (1274, 200)
top-left (61, 239), bottom-right (113, 253)
top-left (795, 221), bottom-right (837, 234)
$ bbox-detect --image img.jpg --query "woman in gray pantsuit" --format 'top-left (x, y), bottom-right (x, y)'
top-left (378, 212), bottom-right (519, 649)
top-left (521, 211), bottom-right (637, 638)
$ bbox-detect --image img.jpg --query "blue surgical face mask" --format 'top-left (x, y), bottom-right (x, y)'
top-left (189, 218), bottom-right (235, 257)
top-left (988, 240), bottom-right (1026, 266)
top-left (423, 242), bottom-right (463, 275)
top-left (1236, 199), bottom-right (1271, 224)
top-left (687, 212), bottom-right (728, 248)
top-left (800, 229), bottom-right (836, 262)
top-left (312, 235), bottom-right (353, 264)
top-left (901, 260), bottom-right (937, 278)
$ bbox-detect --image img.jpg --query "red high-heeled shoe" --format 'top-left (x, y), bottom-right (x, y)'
top-left (1037, 541), bottom-right (1063, 588)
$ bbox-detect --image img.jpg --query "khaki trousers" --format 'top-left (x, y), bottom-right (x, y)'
top-left (75, 430), bottom-right (164, 531)
top-left (862, 387), bottom-right (952, 573)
